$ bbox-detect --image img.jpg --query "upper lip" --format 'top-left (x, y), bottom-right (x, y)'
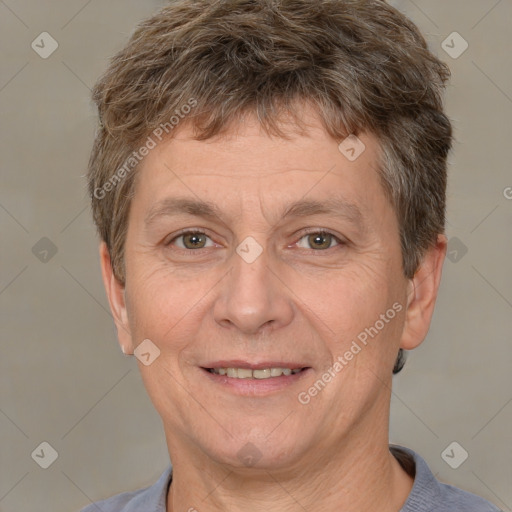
top-left (202, 360), bottom-right (309, 370)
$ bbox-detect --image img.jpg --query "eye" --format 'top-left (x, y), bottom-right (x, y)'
top-left (296, 231), bottom-right (340, 250)
top-left (169, 231), bottom-right (215, 250)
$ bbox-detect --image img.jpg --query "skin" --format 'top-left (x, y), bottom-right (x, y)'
top-left (100, 108), bottom-right (446, 512)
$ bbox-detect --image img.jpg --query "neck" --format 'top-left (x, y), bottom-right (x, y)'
top-left (165, 427), bottom-right (413, 512)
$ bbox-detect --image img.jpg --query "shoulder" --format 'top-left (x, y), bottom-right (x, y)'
top-left (391, 445), bottom-right (500, 512)
top-left (436, 481), bottom-right (502, 512)
top-left (80, 467), bottom-right (172, 512)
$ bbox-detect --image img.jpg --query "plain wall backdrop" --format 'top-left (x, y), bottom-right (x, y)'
top-left (1, 1), bottom-right (511, 511)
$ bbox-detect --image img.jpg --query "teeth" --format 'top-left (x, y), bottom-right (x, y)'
top-left (253, 369), bottom-right (271, 379)
top-left (211, 367), bottom-right (303, 379)
top-left (237, 368), bottom-right (253, 379)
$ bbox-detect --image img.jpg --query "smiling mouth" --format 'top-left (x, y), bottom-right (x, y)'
top-left (206, 367), bottom-right (308, 379)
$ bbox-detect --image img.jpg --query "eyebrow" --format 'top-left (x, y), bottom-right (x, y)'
top-left (281, 197), bottom-right (364, 228)
top-left (144, 198), bottom-right (224, 227)
top-left (144, 196), bottom-right (365, 229)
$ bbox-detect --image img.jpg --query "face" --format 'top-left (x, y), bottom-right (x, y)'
top-left (102, 109), bottom-right (444, 472)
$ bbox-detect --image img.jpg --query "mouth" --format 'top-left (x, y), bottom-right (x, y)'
top-left (199, 362), bottom-right (311, 395)
top-left (206, 367), bottom-right (306, 379)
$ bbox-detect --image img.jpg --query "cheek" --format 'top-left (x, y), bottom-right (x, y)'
top-left (124, 262), bottom-right (219, 352)
top-left (291, 255), bottom-right (405, 375)
top-left (295, 257), bottom-right (396, 327)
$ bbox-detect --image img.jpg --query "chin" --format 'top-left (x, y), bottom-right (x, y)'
top-left (199, 427), bottom-right (310, 472)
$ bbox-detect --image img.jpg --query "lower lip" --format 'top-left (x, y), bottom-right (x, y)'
top-left (200, 367), bottom-right (312, 396)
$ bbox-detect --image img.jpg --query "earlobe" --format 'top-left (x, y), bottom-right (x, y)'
top-left (400, 235), bottom-right (447, 350)
top-left (99, 242), bottom-right (134, 354)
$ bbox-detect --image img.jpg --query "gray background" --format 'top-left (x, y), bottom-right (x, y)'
top-left (1, 1), bottom-right (511, 511)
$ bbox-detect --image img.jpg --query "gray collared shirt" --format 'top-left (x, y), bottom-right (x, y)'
top-left (81, 446), bottom-right (500, 511)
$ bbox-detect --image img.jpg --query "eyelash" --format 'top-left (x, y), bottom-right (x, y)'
top-left (165, 228), bottom-right (345, 252)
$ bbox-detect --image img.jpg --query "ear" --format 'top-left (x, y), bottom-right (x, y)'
top-left (400, 234), bottom-right (447, 350)
top-left (99, 242), bottom-right (134, 354)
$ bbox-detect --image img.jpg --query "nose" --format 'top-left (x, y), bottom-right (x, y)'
top-left (213, 245), bottom-right (294, 335)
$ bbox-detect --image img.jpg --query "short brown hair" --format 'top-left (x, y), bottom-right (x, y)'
top-left (88, 0), bottom-right (452, 285)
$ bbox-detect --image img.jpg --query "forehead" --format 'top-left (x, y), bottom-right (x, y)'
top-left (129, 113), bottom-right (393, 231)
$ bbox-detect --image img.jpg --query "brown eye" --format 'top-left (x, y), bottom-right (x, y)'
top-left (297, 232), bottom-right (339, 250)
